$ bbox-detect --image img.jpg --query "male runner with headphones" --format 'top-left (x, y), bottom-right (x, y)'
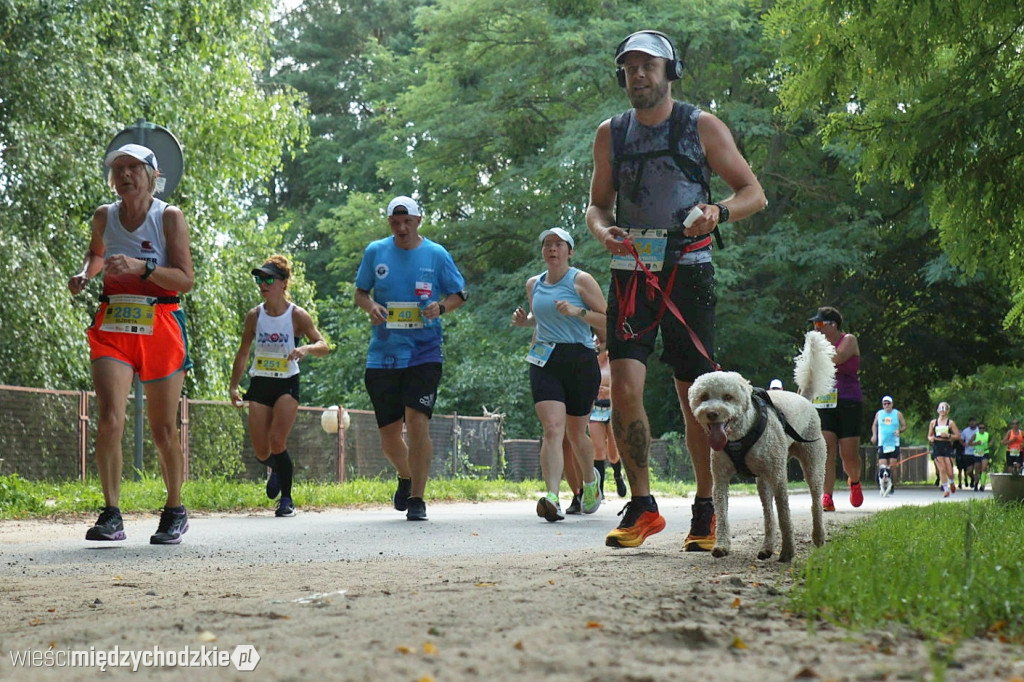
top-left (586, 30), bottom-right (767, 549)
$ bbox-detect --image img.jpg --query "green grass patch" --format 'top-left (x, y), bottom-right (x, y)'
top-left (791, 499), bottom-right (1024, 642)
top-left (0, 472), bottom-right (733, 519)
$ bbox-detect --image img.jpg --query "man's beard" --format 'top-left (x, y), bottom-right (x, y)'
top-left (627, 78), bottom-right (670, 110)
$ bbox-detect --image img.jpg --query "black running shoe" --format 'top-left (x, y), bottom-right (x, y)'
top-left (565, 491), bottom-right (582, 515)
top-left (406, 496), bottom-right (428, 521)
top-left (684, 500), bottom-right (716, 552)
top-left (86, 507), bottom-right (126, 541)
top-left (266, 470), bottom-right (281, 500)
top-left (275, 496), bottom-right (296, 517)
top-left (614, 473), bottom-right (628, 498)
top-left (393, 477), bottom-right (412, 512)
top-left (150, 507), bottom-right (189, 545)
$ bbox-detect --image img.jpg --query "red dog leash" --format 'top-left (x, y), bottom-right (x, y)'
top-left (613, 235), bottom-right (721, 372)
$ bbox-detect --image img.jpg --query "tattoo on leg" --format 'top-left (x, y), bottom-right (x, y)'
top-left (613, 408), bottom-right (649, 469)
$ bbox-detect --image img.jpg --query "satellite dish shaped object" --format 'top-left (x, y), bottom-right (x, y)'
top-left (105, 119), bottom-right (184, 200)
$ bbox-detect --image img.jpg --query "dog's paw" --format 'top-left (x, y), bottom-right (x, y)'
top-left (777, 551), bottom-right (794, 563)
top-left (711, 547), bottom-right (729, 558)
top-left (757, 549), bottom-right (774, 560)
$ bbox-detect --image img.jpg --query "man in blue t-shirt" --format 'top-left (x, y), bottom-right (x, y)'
top-left (870, 395), bottom-right (906, 495)
top-left (355, 195), bottom-right (467, 521)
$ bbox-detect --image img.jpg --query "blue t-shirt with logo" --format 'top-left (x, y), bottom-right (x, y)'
top-left (355, 236), bottom-right (466, 369)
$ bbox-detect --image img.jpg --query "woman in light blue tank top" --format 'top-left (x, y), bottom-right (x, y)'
top-left (511, 227), bottom-right (608, 522)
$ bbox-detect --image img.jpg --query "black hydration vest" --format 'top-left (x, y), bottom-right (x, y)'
top-left (610, 100), bottom-right (723, 249)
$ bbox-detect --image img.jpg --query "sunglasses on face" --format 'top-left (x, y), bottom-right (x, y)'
top-left (813, 321), bottom-right (832, 329)
top-left (253, 274), bottom-right (276, 285)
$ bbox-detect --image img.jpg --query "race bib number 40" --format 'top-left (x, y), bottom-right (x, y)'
top-left (611, 229), bottom-right (667, 272)
top-left (386, 302), bottom-right (424, 329)
top-left (100, 294), bottom-right (156, 335)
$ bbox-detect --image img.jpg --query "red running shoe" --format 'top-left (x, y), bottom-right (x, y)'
top-left (850, 482), bottom-right (864, 508)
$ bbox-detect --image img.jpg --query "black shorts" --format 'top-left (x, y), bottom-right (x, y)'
top-left (1007, 452), bottom-right (1023, 467)
top-left (932, 440), bottom-right (955, 459)
top-left (606, 262), bottom-right (717, 383)
top-left (817, 399), bottom-right (862, 439)
top-left (364, 362), bottom-right (442, 428)
top-left (528, 343), bottom-right (601, 417)
top-left (877, 446), bottom-right (901, 461)
top-left (243, 374), bottom-right (300, 408)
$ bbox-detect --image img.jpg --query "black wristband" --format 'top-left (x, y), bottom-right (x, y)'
top-left (438, 303), bottom-right (446, 315)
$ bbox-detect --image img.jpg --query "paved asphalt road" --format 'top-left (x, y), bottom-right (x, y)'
top-left (0, 485), bottom-right (989, 578)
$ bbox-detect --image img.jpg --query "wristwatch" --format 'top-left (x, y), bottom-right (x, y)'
top-left (714, 202), bottom-right (730, 224)
top-left (438, 303), bottom-right (446, 315)
top-left (577, 307), bottom-right (587, 317)
top-left (140, 260), bottom-right (157, 280)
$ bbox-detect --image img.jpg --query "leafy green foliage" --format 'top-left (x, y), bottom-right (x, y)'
top-left (766, 0), bottom-right (1024, 325)
top-left (0, 0), bottom-right (307, 397)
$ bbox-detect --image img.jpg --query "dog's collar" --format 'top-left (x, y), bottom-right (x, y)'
top-left (723, 388), bottom-right (819, 478)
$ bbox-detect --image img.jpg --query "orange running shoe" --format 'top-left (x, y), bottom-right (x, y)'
top-left (605, 499), bottom-right (666, 548)
top-left (822, 493), bottom-right (835, 512)
top-left (850, 482), bottom-right (864, 508)
top-left (683, 500), bottom-right (716, 552)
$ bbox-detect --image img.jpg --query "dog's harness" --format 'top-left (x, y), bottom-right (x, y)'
top-left (723, 388), bottom-right (819, 478)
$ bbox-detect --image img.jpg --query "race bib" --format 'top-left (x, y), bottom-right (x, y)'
top-left (590, 403), bottom-right (611, 422)
top-left (526, 341), bottom-right (555, 367)
top-left (252, 353), bottom-right (290, 378)
top-left (812, 389), bottom-right (838, 410)
top-left (100, 294), bottom-right (155, 335)
top-left (386, 302), bottom-right (424, 329)
top-left (935, 424), bottom-right (949, 438)
top-left (611, 229), bottom-right (667, 272)
top-left (882, 446), bottom-right (896, 454)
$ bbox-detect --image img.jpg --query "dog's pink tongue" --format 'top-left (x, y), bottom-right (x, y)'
top-left (708, 423), bottom-right (728, 452)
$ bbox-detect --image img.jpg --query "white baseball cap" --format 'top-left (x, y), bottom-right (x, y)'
top-left (882, 396), bottom-right (893, 404)
top-left (538, 227), bottom-right (574, 249)
top-left (769, 379), bottom-right (783, 390)
top-left (104, 144), bottom-right (158, 171)
top-left (615, 32), bottom-right (674, 64)
top-left (387, 195), bottom-right (421, 217)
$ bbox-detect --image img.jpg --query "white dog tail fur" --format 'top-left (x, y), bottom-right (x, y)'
top-left (793, 330), bottom-right (836, 399)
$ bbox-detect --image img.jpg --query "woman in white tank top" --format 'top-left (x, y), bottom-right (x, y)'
top-left (228, 255), bottom-right (329, 518)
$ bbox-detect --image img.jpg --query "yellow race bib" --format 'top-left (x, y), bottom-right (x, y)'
top-left (100, 294), bottom-right (156, 335)
top-left (813, 389), bottom-right (838, 410)
top-left (386, 302), bottom-right (424, 329)
top-left (252, 353), bottom-right (290, 378)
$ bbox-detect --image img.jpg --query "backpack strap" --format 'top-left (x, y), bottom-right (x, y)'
top-left (610, 110), bottom-right (631, 194)
top-left (668, 101), bottom-right (724, 250)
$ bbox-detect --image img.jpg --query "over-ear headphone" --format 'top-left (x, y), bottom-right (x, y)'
top-left (614, 30), bottom-right (684, 88)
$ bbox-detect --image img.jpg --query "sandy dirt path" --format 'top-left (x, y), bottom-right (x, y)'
top-left (1, 507), bottom-right (1022, 681)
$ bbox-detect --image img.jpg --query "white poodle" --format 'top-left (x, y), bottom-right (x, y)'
top-left (688, 331), bottom-right (835, 562)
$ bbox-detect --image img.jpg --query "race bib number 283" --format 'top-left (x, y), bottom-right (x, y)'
top-left (100, 295), bottom-right (156, 335)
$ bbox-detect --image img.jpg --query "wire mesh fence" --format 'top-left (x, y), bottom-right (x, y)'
top-left (0, 384), bottom-right (936, 485)
top-left (0, 385), bottom-right (505, 483)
